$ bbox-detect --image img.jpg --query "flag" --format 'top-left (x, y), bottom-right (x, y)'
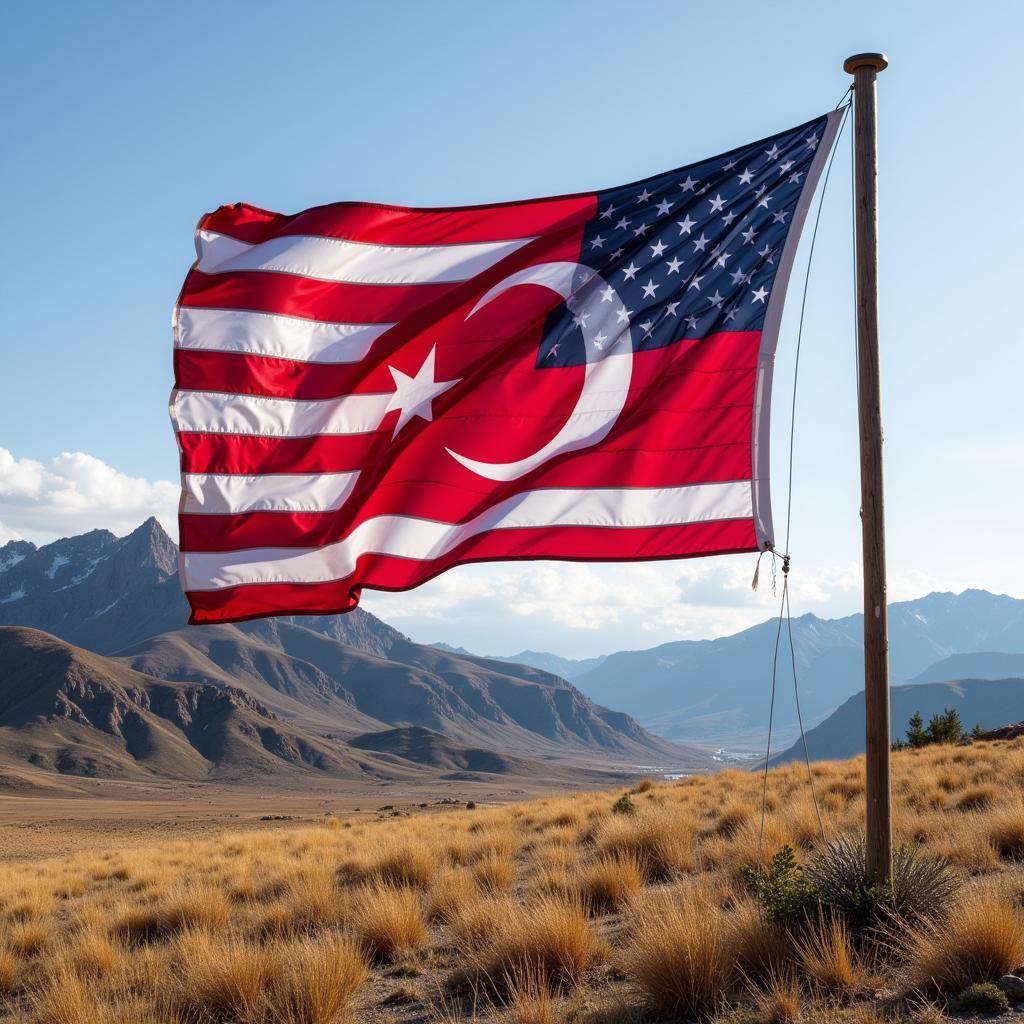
top-left (171, 111), bottom-right (842, 623)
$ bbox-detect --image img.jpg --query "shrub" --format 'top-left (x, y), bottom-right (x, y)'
top-left (611, 794), bottom-right (635, 816)
top-left (623, 889), bottom-right (733, 1019)
top-left (740, 845), bottom-right (820, 929)
top-left (808, 835), bottom-right (958, 930)
top-left (956, 981), bottom-right (1011, 1014)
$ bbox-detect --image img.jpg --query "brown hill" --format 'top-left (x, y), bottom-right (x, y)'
top-left (0, 627), bottom-right (363, 783)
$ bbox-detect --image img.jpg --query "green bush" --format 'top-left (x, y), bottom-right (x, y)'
top-left (956, 982), bottom-right (1010, 1014)
top-left (611, 793), bottom-right (635, 815)
top-left (740, 845), bottom-right (820, 929)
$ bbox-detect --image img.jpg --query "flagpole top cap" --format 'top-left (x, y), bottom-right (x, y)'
top-left (844, 52), bottom-right (889, 74)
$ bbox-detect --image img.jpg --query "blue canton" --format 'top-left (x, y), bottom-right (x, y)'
top-left (539, 114), bottom-right (830, 366)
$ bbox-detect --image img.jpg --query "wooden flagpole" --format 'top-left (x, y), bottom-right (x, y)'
top-left (844, 52), bottom-right (892, 883)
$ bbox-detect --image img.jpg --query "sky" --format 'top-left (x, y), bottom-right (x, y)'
top-left (1, 1), bottom-right (1021, 658)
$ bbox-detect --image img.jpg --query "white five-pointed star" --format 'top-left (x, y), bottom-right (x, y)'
top-left (806, 132), bottom-right (819, 149)
top-left (685, 315), bottom-right (699, 329)
top-left (666, 256), bottom-right (683, 274)
top-left (589, 235), bottom-right (606, 249)
top-left (385, 346), bottom-right (459, 438)
top-left (779, 160), bottom-right (794, 173)
top-left (599, 284), bottom-right (616, 303)
top-left (636, 187), bottom-right (653, 203)
top-left (639, 320), bottom-right (654, 335)
top-left (679, 175), bottom-right (697, 191)
top-left (708, 193), bottom-right (726, 213)
top-left (709, 290), bottom-right (725, 308)
top-left (649, 240), bottom-right (667, 258)
top-left (641, 279), bottom-right (659, 299)
top-left (687, 274), bottom-right (704, 291)
top-left (615, 217), bottom-right (631, 231)
top-left (765, 143), bottom-right (781, 160)
top-left (633, 222), bottom-right (650, 237)
top-left (666, 301), bottom-right (680, 316)
top-left (615, 306), bottom-right (633, 324)
top-left (730, 266), bottom-right (747, 285)
top-left (572, 309), bottom-right (591, 328)
top-left (693, 233), bottom-right (709, 252)
top-left (756, 193), bottom-right (773, 209)
top-left (655, 198), bottom-right (672, 216)
top-left (676, 214), bottom-right (696, 235)
top-left (722, 210), bottom-right (738, 226)
top-left (789, 171), bottom-right (804, 184)
top-left (741, 225), bottom-right (757, 244)
top-left (622, 262), bottom-right (639, 281)
top-left (738, 168), bottom-right (754, 185)
top-left (772, 210), bottom-right (789, 224)
top-left (714, 251), bottom-right (731, 268)
top-left (751, 286), bottom-right (769, 303)
top-left (599, 203), bottom-right (616, 220)
top-left (722, 158), bottom-right (738, 171)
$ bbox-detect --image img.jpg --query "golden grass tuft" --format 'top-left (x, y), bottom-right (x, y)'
top-left (904, 884), bottom-right (1024, 992)
top-left (578, 852), bottom-right (643, 914)
top-left (268, 933), bottom-right (369, 1024)
top-left (353, 882), bottom-right (428, 962)
top-left (795, 913), bottom-right (862, 995)
top-left (473, 893), bottom-right (600, 992)
top-left (748, 969), bottom-right (803, 1024)
top-left (622, 888), bottom-right (732, 1019)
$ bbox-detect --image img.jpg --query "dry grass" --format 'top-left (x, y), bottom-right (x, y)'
top-left (623, 887), bottom-right (733, 1019)
top-left (2, 739), bottom-right (1024, 1021)
top-left (795, 913), bottom-right (863, 995)
top-left (353, 882), bottom-right (428, 962)
top-left (903, 882), bottom-right (1024, 993)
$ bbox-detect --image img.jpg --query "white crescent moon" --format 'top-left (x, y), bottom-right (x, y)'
top-left (445, 261), bottom-right (634, 481)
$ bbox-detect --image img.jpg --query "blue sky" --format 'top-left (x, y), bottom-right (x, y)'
top-left (1, 1), bottom-right (1020, 657)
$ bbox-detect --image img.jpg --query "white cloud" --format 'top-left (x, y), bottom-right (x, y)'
top-left (0, 448), bottom-right (179, 544)
top-left (0, 520), bottom-right (23, 545)
top-left (362, 554), bottom-right (887, 658)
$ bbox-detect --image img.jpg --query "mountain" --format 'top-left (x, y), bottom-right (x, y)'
top-left (911, 652), bottom-right (1024, 684)
top-left (771, 676), bottom-right (1024, 764)
top-left (0, 627), bottom-right (364, 783)
top-left (0, 522), bottom-right (708, 782)
top-left (574, 590), bottom-right (1024, 747)
top-left (431, 644), bottom-right (606, 680)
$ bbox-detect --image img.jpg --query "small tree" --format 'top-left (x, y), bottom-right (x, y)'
top-left (906, 711), bottom-right (927, 748)
top-left (925, 707), bottom-right (964, 745)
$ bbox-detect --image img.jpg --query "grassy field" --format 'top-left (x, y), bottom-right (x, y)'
top-left (2, 740), bottom-right (1024, 1023)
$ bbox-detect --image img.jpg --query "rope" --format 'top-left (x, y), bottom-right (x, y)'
top-left (757, 103), bottom-right (852, 866)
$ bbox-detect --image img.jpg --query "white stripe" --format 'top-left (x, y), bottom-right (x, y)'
top-left (182, 472), bottom-right (359, 515)
top-left (175, 307), bottom-right (393, 365)
top-left (170, 389), bottom-right (391, 437)
top-left (195, 230), bottom-right (533, 286)
top-left (182, 482), bottom-right (752, 590)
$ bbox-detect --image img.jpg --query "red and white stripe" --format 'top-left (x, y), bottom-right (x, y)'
top-left (172, 194), bottom-right (764, 623)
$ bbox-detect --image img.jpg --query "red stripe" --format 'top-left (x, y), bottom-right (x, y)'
top-left (184, 519), bottom-right (757, 624)
top-left (178, 432), bottom-right (380, 475)
top-left (200, 195), bottom-right (596, 247)
top-left (173, 327), bottom-right (760, 403)
top-left (180, 270), bottom-right (456, 325)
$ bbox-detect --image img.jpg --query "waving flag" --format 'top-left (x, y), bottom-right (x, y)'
top-left (171, 111), bottom-right (841, 623)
